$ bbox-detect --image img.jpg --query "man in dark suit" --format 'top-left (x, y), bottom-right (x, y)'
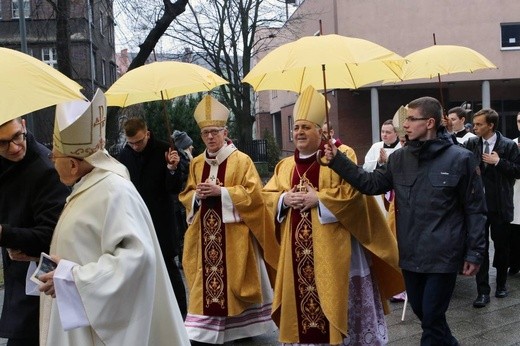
top-left (465, 108), bottom-right (520, 308)
top-left (0, 117), bottom-right (69, 345)
top-left (117, 118), bottom-right (187, 318)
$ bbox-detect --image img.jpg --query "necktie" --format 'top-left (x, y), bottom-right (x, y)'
top-left (483, 141), bottom-right (490, 168)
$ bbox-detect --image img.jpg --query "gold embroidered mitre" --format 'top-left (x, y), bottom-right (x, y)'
top-left (53, 89), bottom-right (106, 158)
top-left (392, 105), bottom-right (407, 138)
top-left (293, 85), bottom-right (329, 127)
top-left (194, 95), bottom-right (229, 129)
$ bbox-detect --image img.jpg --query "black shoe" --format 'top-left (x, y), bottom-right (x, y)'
top-left (509, 267), bottom-right (519, 276)
top-left (495, 287), bottom-right (508, 298)
top-left (472, 294), bottom-right (490, 308)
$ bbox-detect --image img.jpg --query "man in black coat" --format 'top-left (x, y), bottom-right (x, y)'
top-left (117, 118), bottom-right (187, 318)
top-left (324, 96), bottom-right (486, 346)
top-left (465, 108), bottom-right (520, 307)
top-left (0, 117), bottom-right (69, 345)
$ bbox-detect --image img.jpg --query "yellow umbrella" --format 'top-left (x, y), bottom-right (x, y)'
top-left (0, 47), bottom-right (86, 124)
top-left (105, 61), bottom-right (229, 107)
top-left (242, 34), bottom-right (406, 92)
top-left (387, 45), bottom-right (497, 81)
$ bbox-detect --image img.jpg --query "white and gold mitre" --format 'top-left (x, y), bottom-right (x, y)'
top-left (392, 105), bottom-right (407, 137)
top-left (194, 95), bottom-right (229, 129)
top-left (293, 85), bottom-right (330, 127)
top-left (53, 89), bottom-right (106, 158)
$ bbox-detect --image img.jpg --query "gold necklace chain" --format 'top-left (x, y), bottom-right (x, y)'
top-left (295, 160), bottom-right (317, 192)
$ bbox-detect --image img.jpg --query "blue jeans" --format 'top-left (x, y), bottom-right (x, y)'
top-left (402, 270), bottom-right (458, 346)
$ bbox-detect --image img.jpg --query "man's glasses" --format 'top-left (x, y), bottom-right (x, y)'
top-left (0, 132), bottom-right (26, 152)
top-left (127, 136), bottom-right (147, 146)
top-left (404, 116), bottom-right (430, 122)
top-left (47, 152), bottom-right (83, 161)
top-left (201, 128), bottom-right (224, 138)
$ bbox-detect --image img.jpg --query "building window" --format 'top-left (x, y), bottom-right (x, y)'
top-left (288, 115), bottom-right (294, 142)
top-left (99, 11), bottom-right (104, 36)
top-left (12, 0), bottom-right (30, 19)
top-left (92, 50), bottom-right (97, 81)
top-left (107, 18), bottom-right (114, 46)
top-left (109, 62), bottom-right (117, 84)
top-left (501, 23), bottom-right (520, 50)
top-left (101, 59), bottom-right (106, 85)
top-left (42, 47), bottom-right (57, 68)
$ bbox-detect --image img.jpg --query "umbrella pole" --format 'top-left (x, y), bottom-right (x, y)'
top-left (160, 91), bottom-right (175, 148)
top-left (317, 64), bottom-right (330, 166)
top-left (437, 73), bottom-right (446, 115)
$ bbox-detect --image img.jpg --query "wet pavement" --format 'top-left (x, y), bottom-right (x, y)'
top-left (2, 249), bottom-right (520, 345)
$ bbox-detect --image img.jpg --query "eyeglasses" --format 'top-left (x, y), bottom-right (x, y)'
top-left (47, 152), bottom-right (83, 161)
top-left (0, 132), bottom-right (26, 152)
top-left (127, 136), bottom-right (147, 146)
top-left (201, 128), bottom-right (224, 137)
top-left (404, 116), bottom-right (430, 122)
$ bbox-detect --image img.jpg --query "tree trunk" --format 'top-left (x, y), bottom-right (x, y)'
top-left (55, 0), bottom-right (72, 77)
top-left (127, 0), bottom-right (189, 71)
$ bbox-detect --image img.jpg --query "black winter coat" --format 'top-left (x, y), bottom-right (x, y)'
top-left (330, 135), bottom-right (487, 273)
top-left (118, 133), bottom-right (182, 258)
top-left (464, 132), bottom-right (520, 222)
top-left (0, 133), bottom-right (69, 339)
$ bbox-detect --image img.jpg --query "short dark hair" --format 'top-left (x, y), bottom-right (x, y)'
top-left (407, 97), bottom-right (442, 129)
top-left (447, 107), bottom-right (467, 120)
top-left (473, 108), bottom-right (499, 132)
top-left (382, 119), bottom-right (395, 129)
top-left (123, 118), bottom-right (147, 137)
top-left (0, 117), bottom-right (21, 129)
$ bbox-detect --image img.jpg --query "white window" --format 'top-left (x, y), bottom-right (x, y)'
top-left (42, 48), bottom-right (57, 68)
top-left (501, 23), bottom-right (520, 50)
top-left (12, 0), bottom-right (30, 19)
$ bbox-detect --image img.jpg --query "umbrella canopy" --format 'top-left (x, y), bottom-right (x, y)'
top-left (105, 61), bottom-right (229, 107)
top-left (0, 47), bottom-right (86, 124)
top-left (242, 34), bottom-right (406, 92)
top-left (387, 45), bottom-right (497, 82)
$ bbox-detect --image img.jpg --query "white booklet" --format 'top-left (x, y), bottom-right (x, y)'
top-left (30, 252), bottom-right (58, 285)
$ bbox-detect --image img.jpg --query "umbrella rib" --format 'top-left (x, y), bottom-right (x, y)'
top-left (344, 63), bottom-right (357, 90)
top-left (298, 67), bottom-right (306, 93)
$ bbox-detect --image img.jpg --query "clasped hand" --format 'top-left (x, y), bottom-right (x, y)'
top-left (284, 184), bottom-right (318, 212)
top-left (196, 182), bottom-right (221, 199)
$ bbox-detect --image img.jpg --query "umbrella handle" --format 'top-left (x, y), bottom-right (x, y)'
top-left (316, 149), bottom-right (329, 166)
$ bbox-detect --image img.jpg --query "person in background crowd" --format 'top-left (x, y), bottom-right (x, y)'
top-left (179, 95), bottom-right (279, 345)
top-left (447, 106), bottom-right (476, 144)
top-left (509, 112), bottom-right (520, 276)
top-left (0, 117), bottom-right (69, 346)
top-left (118, 117), bottom-right (187, 318)
top-left (171, 129), bottom-right (194, 264)
top-left (321, 122), bottom-right (357, 161)
top-left (465, 108), bottom-right (520, 308)
top-left (263, 86), bottom-right (403, 345)
top-left (363, 119), bottom-right (402, 172)
top-left (38, 90), bottom-right (189, 345)
top-left (324, 96), bottom-right (486, 345)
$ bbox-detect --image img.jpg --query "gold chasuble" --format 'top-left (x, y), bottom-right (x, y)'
top-left (179, 144), bottom-right (279, 318)
top-left (263, 149), bottom-right (404, 345)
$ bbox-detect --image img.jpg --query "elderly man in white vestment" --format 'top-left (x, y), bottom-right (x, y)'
top-left (37, 90), bottom-right (190, 346)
